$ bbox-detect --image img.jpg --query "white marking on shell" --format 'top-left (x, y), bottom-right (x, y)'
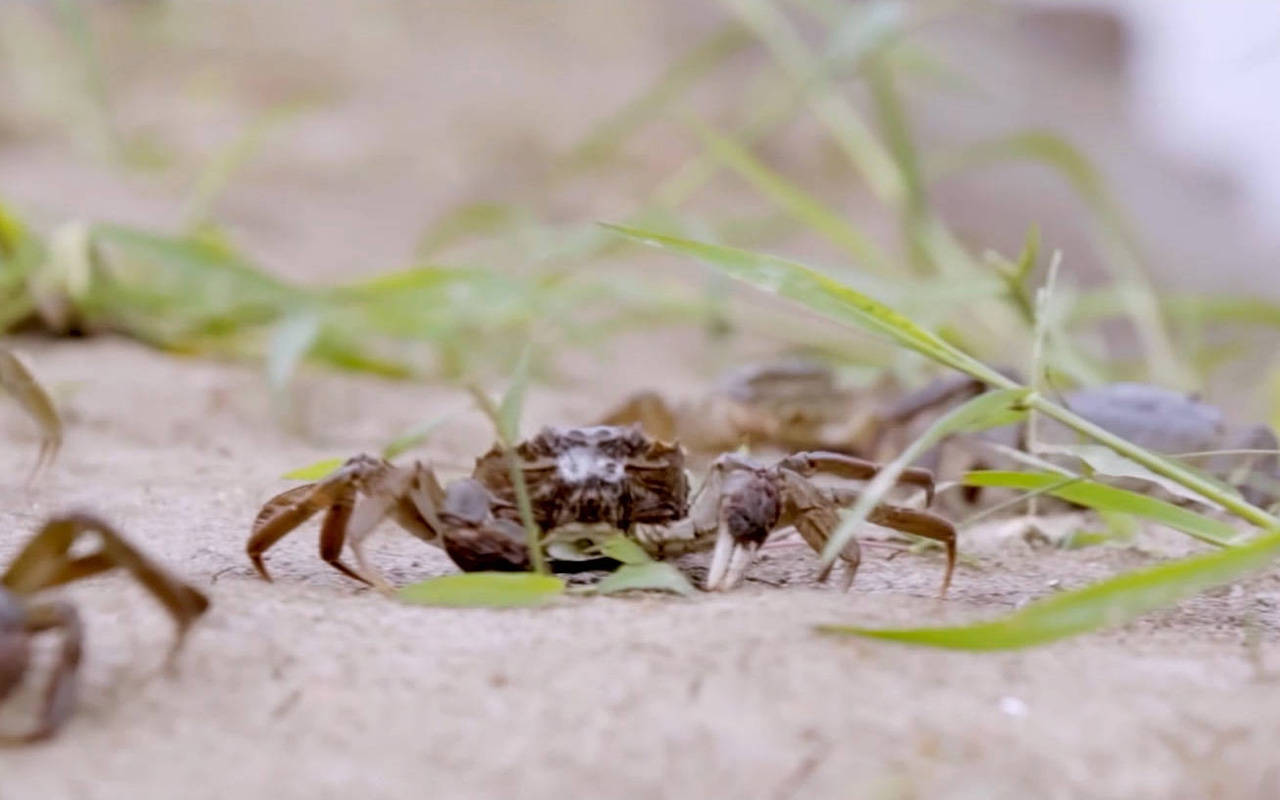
top-left (556, 448), bottom-right (625, 483)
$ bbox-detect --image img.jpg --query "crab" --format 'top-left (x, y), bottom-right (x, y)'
top-left (598, 360), bottom-right (901, 457)
top-left (1, 513), bottom-right (209, 744)
top-left (882, 374), bottom-right (1280, 509)
top-left (247, 425), bottom-right (956, 595)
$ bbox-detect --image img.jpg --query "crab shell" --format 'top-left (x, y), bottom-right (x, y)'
top-left (470, 425), bottom-right (690, 530)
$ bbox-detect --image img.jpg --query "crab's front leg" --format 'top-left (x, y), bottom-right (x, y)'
top-left (4, 514), bottom-right (208, 660)
top-left (775, 471), bottom-right (863, 590)
top-left (249, 455), bottom-right (440, 592)
top-left (633, 456), bottom-right (785, 591)
top-left (0, 599), bottom-right (81, 745)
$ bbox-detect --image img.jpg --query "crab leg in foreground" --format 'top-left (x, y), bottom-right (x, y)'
top-left (1, 514), bottom-right (209, 744)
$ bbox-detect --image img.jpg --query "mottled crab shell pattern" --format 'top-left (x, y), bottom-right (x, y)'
top-left (471, 425), bottom-right (690, 529)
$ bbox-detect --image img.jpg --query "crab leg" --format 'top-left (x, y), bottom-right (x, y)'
top-left (3, 514), bottom-right (208, 658)
top-left (780, 452), bottom-right (935, 503)
top-left (705, 469), bottom-right (781, 592)
top-left (248, 480), bottom-right (365, 583)
top-left (0, 600), bottom-right (81, 745)
top-left (825, 487), bottom-right (956, 597)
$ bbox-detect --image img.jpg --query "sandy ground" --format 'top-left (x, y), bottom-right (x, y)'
top-left (3, 2), bottom-right (1280, 798)
top-left (0, 338), bottom-right (1278, 800)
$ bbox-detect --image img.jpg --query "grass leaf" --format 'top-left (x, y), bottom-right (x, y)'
top-left (381, 413), bottom-right (454, 460)
top-left (398, 572), bottom-right (565, 608)
top-left (0, 348), bottom-right (62, 477)
top-left (601, 223), bottom-right (1010, 385)
top-left (595, 562), bottom-right (695, 596)
top-left (498, 344), bottom-right (533, 444)
top-left (281, 458), bottom-right (344, 481)
top-left (266, 312), bottom-right (320, 409)
top-left (599, 534), bottom-right (653, 565)
top-left (820, 527), bottom-right (1280, 649)
top-left (687, 117), bottom-right (893, 273)
top-left (964, 470), bottom-right (1240, 547)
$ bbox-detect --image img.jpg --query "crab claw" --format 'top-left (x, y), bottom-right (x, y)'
top-left (704, 472), bottom-right (780, 591)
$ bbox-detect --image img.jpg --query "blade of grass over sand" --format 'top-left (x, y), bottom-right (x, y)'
top-left (565, 24), bottom-right (752, 169)
top-left (964, 471), bottom-right (1240, 547)
top-left (603, 223), bottom-right (1279, 531)
top-left (820, 527), bottom-right (1280, 649)
top-left (266, 312), bottom-right (320, 420)
top-left (470, 345), bottom-right (546, 574)
top-left (933, 130), bottom-right (1187, 387)
top-left (603, 223), bottom-right (1009, 382)
top-left (687, 117), bottom-right (895, 274)
top-left (182, 105), bottom-right (300, 230)
top-left (720, 0), bottom-right (903, 204)
top-left (399, 572), bottom-right (565, 608)
top-left (820, 388), bottom-right (1030, 569)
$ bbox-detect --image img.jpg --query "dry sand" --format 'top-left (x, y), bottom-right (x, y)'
top-left (0, 338), bottom-right (1278, 800)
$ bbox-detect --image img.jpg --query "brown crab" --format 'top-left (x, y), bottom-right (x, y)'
top-left (247, 425), bottom-right (956, 594)
top-left (1, 514), bottom-right (209, 744)
top-left (599, 360), bottom-right (914, 457)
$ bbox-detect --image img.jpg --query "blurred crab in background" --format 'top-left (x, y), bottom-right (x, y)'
top-left (248, 424), bottom-right (956, 595)
top-left (880, 373), bottom-right (1280, 510)
top-left (598, 360), bottom-right (911, 458)
top-left (1, 514), bottom-right (208, 744)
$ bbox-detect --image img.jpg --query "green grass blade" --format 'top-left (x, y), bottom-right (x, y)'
top-left (721, 0), bottom-right (903, 204)
top-left (565, 24), bottom-right (752, 168)
top-left (687, 118), bottom-right (894, 274)
top-left (498, 345), bottom-right (533, 445)
top-left (602, 223), bottom-right (1010, 385)
top-left (595, 563), bottom-right (695, 597)
top-left (820, 527), bottom-right (1280, 649)
top-left (183, 106), bottom-right (299, 230)
top-left (382, 413), bottom-right (454, 460)
top-left (282, 458), bottom-right (344, 481)
top-left (266, 312), bottom-right (320, 412)
top-left (964, 471), bottom-right (1240, 547)
top-left (398, 572), bottom-right (565, 608)
top-left (933, 130), bottom-right (1187, 386)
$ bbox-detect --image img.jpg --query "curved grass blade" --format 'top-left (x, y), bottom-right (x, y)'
top-left (266, 312), bottom-right (320, 418)
top-left (932, 130), bottom-right (1187, 387)
top-left (687, 117), bottom-right (894, 274)
top-left (566, 24), bottom-right (752, 168)
top-left (820, 528), bottom-right (1280, 649)
top-left (398, 572), bottom-right (565, 608)
top-left (601, 223), bottom-right (1009, 385)
top-left (964, 470), bottom-right (1240, 547)
top-left (0, 348), bottom-right (62, 479)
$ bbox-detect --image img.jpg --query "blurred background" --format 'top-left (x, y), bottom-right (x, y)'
top-left (1, 0), bottom-right (1277, 415)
